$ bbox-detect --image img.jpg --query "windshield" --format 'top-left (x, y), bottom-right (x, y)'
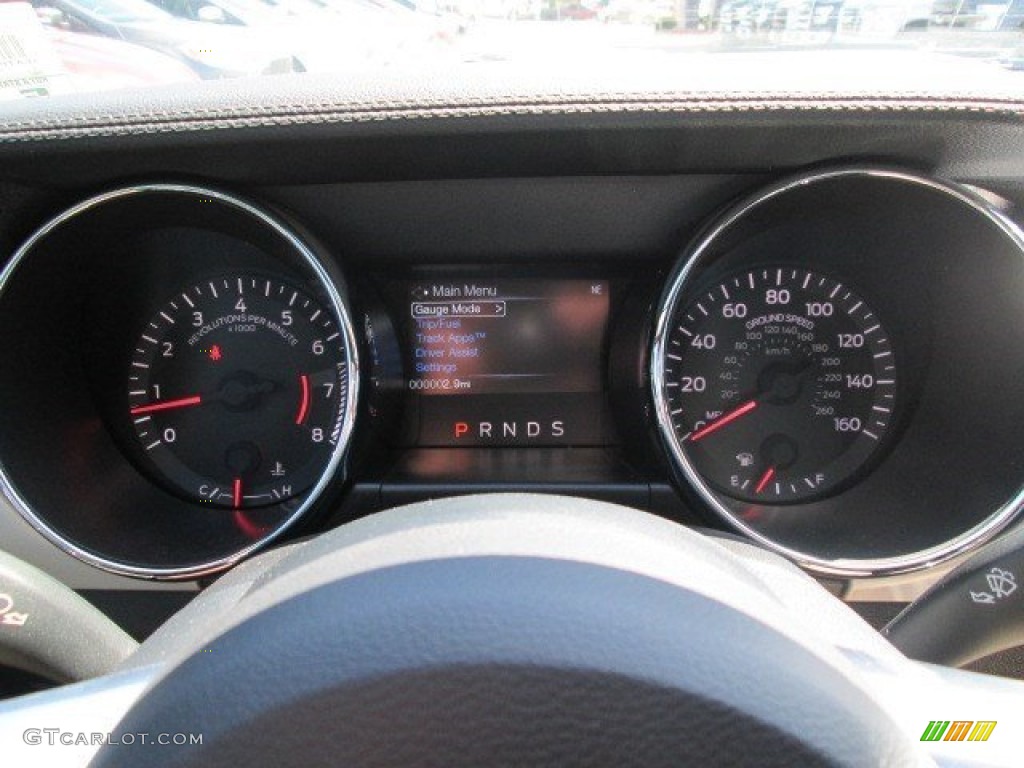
top-left (1, 0), bottom-right (1022, 100)
top-left (52, 0), bottom-right (170, 24)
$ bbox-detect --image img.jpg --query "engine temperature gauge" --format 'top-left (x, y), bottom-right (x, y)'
top-left (128, 274), bottom-right (351, 508)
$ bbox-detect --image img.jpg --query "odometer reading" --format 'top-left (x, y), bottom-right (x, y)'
top-left (128, 274), bottom-right (350, 508)
top-left (659, 267), bottom-right (896, 503)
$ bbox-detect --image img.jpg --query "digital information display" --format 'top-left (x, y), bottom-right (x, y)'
top-left (403, 279), bottom-right (611, 446)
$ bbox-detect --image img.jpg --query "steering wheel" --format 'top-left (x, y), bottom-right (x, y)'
top-left (1, 495), bottom-right (1022, 766)
top-left (0, 551), bottom-right (136, 684)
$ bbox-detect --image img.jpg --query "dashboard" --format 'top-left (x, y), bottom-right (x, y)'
top-left (0, 167), bottom-right (1021, 594)
top-left (0, 67), bottom-right (1023, 649)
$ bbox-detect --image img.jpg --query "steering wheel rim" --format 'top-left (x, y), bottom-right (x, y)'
top-left (0, 549), bottom-right (136, 685)
top-left (91, 494), bottom-right (926, 767)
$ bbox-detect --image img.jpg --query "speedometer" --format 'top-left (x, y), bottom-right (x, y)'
top-left (655, 267), bottom-right (897, 503)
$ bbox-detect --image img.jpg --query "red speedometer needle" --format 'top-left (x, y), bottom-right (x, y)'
top-left (233, 478), bottom-right (243, 509)
top-left (688, 400), bottom-right (758, 442)
top-left (754, 467), bottom-right (776, 495)
top-left (130, 395), bottom-right (202, 415)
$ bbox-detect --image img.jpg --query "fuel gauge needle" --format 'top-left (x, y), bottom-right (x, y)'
top-left (754, 467), bottom-right (776, 495)
top-left (688, 400), bottom-right (758, 442)
top-left (130, 395), bottom-right (202, 415)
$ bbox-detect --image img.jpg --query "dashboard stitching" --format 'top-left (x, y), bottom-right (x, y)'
top-left (0, 97), bottom-right (1021, 142)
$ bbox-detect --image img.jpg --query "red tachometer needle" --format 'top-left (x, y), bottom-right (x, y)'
top-left (130, 395), bottom-right (202, 415)
top-left (754, 467), bottom-right (776, 495)
top-left (233, 478), bottom-right (243, 509)
top-left (295, 374), bottom-right (311, 425)
top-left (688, 400), bottom-right (758, 442)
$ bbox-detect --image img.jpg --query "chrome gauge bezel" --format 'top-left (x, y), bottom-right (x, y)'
top-left (0, 184), bottom-right (360, 579)
top-left (651, 167), bottom-right (1024, 578)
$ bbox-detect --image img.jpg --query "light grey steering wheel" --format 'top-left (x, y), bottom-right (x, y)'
top-left (1, 495), bottom-right (1022, 766)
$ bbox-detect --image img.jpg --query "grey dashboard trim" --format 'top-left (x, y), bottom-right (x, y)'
top-left (1, 50), bottom-right (1023, 145)
top-left (650, 166), bottom-right (1024, 579)
top-left (0, 184), bottom-right (361, 580)
top-left (0, 95), bottom-right (1021, 143)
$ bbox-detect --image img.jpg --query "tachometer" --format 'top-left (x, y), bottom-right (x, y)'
top-left (655, 267), bottom-right (896, 503)
top-left (129, 274), bottom-right (350, 508)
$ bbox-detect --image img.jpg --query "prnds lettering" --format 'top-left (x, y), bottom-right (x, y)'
top-left (454, 421), bottom-right (566, 440)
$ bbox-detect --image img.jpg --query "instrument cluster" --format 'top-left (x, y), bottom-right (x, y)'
top-left (0, 169), bottom-right (1021, 580)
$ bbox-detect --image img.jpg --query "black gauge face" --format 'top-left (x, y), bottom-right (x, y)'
top-left (128, 274), bottom-right (351, 508)
top-left (658, 267), bottom-right (897, 503)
